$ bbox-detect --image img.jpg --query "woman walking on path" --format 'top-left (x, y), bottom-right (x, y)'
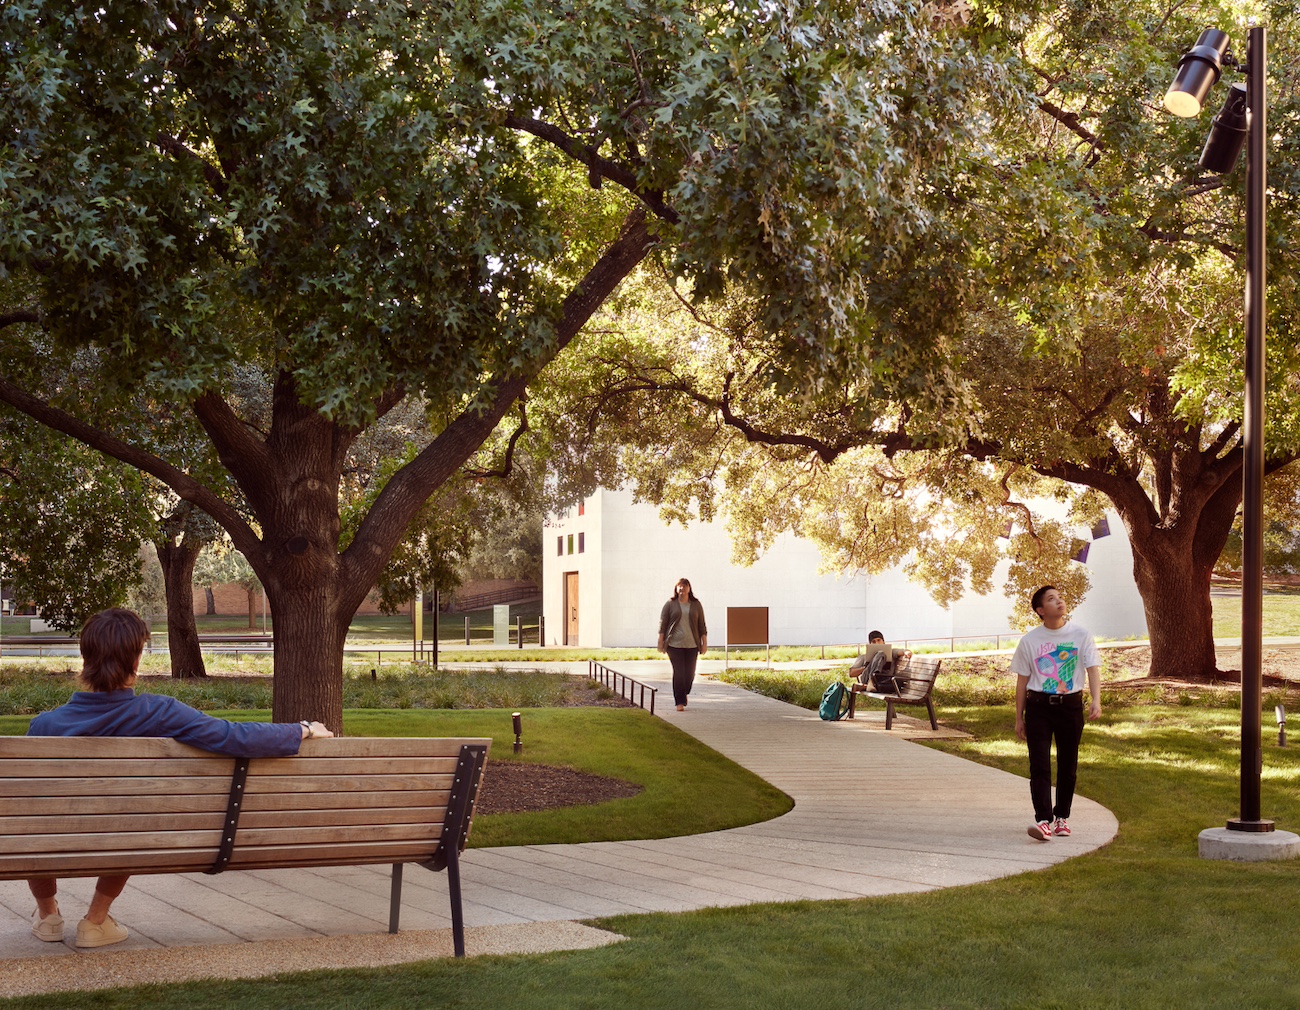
top-left (24, 608), bottom-right (332, 949)
top-left (658, 578), bottom-right (708, 711)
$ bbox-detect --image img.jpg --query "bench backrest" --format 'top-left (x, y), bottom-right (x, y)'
top-left (0, 736), bottom-right (490, 880)
top-left (892, 657), bottom-right (942, 700)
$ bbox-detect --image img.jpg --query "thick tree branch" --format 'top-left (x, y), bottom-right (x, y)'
top-left (0, 310), bottom-right (40, 330)
top-left (340, 208), bottom-right (657, 607)
top-left (154, 132), bottom-right (228, 198)
top-left (1139, 222), bottom-right (1237, 259)
top-left (464, 399), bottom-right (529, 480)
top-left (191, 390), bottom-right (278, 497)
top-left (0, 373), bottom-right (258, 552)
top-left (1036, 98), bottom-right (1104, 153)
top-left (503, 115), bottom-right (680, 224)
top-left (1204, 420), bottom-right (1241, 461)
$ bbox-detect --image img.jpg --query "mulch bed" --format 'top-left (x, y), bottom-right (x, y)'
top-left (475, 760), bottom-right (643, 814)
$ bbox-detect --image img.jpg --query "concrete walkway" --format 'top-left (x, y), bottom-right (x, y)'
top-left (0, 663), bottom-right (1118, 996)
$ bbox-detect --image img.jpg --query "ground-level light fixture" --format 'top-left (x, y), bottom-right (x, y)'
top-left (1277, 705), bottom-right (1287, 748)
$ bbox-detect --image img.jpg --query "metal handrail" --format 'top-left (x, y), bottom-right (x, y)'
top-left (588, 661), bottom-right (657, 714)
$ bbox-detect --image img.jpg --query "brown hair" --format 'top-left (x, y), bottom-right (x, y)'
top-left (80, 608), bottom-right (150, 691)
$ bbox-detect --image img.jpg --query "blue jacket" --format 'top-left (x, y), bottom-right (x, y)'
top-left (27, 689), bottom-right (303, 758)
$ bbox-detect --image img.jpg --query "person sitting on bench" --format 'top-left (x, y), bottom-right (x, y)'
top-left (24, 608), bottom-right (333, 949)
top-left (849, 631), bottom-right (913, 691)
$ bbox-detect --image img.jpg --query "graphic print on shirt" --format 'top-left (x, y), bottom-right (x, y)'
top-left (1033, 642), bottom-right (1078, 694)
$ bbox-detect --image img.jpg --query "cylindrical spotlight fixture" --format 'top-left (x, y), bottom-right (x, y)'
top-left (1164, 27), bottom-right (1231, 117)
top-left (1199, 82), bottom-right (1249, 173)
top-left (512, 711), bottom-right (522, 753)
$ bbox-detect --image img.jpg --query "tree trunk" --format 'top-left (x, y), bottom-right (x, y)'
top-left (266, 577), bottom-right (348, 730)
top-left (204, 585), bottom-right (215, 615)
top-left (155, 540), bottom-right (207, 679)
top-left (1128, 530), bottom-right (1220, 679)
top-left (247, 588), bottom-right (257, 630)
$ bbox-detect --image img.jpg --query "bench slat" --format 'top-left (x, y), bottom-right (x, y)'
top-left (7, 839), bottom-right (451, 878)
top-left (2, 777), bottom-right (236, 798)
top-left (0, 820), bottom-right (445, 855)
top-left (1, 772), bottom-right (455, 798)
top-left (0, 803), bottom-right (453, 836)
top-left (0, 788), bottom-right (451, 816)
top-left (2, 737), bottom-right (487, 759)
top-left (0, 756), bottom-right (462, 779)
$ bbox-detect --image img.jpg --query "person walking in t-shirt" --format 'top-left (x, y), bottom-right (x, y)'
top-left (1011, 585), bottom-right (1102, 841)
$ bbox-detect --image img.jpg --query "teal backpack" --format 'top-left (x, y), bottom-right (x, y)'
top-left (819, 681), bottom-right (850, 721)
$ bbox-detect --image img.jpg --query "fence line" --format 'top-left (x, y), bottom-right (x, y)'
top-left (588, 661), bottom-right (657, 715)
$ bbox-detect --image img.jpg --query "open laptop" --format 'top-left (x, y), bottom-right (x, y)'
top-left (859, 642), bottom-right (894, 667)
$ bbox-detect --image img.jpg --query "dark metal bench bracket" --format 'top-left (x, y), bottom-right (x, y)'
top-left (388, 743), bottom-right (488, 958)
top-left (205, 757), bottom-right (251, 875)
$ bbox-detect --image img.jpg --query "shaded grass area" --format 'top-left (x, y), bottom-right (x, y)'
top-left (0, 666), bottom-right (620, 716)
top-left (0, 706), bottom-right (790, 851)
top-left (6, 703), bottom-right (1300, 1009)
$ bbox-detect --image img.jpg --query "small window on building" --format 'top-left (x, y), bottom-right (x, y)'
top-left (578, 532), bottom-right (585, 553)
top-left (578, 501), bottom-right (585, 516)
top-left (557, 536), bottom-right (563, 556)
top-left (567, 534), bottom-right (574, 555)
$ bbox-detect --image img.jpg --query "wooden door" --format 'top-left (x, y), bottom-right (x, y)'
top-left (564, 572), bottom-right (579, 645)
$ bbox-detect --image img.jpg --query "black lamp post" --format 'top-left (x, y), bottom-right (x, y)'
top-left (1165, 26), bottom-right (1272, 833)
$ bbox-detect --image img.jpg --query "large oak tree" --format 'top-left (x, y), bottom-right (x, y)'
top-left (532, 0), bottom-right (1300, 679)
top-left (0, 0), bottom-right (1020, 727)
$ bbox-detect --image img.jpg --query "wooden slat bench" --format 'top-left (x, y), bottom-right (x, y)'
top-left (847, 656), bottom-right (943, 729)
top-left (0, 736), bottom-right (489, 956)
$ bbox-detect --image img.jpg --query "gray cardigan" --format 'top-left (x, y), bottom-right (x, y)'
top-left (658, 598), bottom-right (707, 651)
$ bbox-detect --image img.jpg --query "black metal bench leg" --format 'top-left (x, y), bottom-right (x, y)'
top-left (885, 701), bottom-right (895, 730)
top-left (389, 862), bottom-right (403, 933)
top-left (446, 842), bottom-right (466, 957)
top-left (926, 696), bottom-right (938, 730)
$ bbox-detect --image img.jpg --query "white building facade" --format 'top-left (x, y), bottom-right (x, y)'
top-left (543, 488), bottom-right (1149, 648)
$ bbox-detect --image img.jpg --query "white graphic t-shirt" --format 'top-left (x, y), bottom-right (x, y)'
top-left (1010, 621), bottom-right (1100, 694)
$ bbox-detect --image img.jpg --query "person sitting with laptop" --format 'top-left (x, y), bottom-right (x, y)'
top-left (849, 631), bottom-right (912, 693)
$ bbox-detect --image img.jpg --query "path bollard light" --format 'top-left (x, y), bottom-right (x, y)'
top-left (371, 667), bottom-right (377, 681)
top-left (1278, 705), bottom-right (1286, 748)
top-left (512, 711), bottom-right (522, 753)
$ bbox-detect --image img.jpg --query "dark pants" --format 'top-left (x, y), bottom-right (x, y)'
top-left (1025, 691), bottom-right (1085, 823)
top-left (667, 647), bottom-right (699, 706)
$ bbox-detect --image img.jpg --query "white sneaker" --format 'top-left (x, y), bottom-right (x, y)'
top-left (1028, 821), bottom-right (1053, 841)
top-left (76, 915), bottom-right (129, 948)
top-left (31, 907), bottom-right (64, 942)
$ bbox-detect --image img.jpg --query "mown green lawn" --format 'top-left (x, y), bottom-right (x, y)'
top-left (5, 700), bottom-right (1300, 1009)
top-left (1213, 590), bottom-right (1300, 638)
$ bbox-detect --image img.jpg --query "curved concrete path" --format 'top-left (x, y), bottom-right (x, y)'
top-left (0, 662), bottom-right (1117, 996)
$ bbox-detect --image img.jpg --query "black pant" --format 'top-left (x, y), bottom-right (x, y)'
top-left (667, 647), bottom-right (698, 706)
top-left (1025, 692), bottom-right (1085, 823)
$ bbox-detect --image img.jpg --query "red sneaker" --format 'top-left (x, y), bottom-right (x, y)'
top-left (1052, 817), bottom-right (1071, 837)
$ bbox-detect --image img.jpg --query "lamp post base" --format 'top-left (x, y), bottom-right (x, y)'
top-left (1226, 817), bottom-right (1274, 832)
top-left (1199, 826), bottom-right (1300, 861)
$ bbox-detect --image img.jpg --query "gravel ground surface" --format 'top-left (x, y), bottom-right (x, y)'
top-left (0, 922), bottom-right (627, 999)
